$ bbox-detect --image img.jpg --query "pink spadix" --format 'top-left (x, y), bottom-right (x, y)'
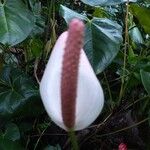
top-left (40, 18), bottom-right (104, 131)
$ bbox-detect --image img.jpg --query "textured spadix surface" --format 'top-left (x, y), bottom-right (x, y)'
top-left (40, 19), bottom-right (104, 131)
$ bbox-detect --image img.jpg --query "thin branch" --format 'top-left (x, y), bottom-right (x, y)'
top-left (118, 0), bottom-right (130, 104)
top-left (89, 112), bottom-right (113, 129)
top-left (31, 133), bottom-right (67, 137)
top-left (34, 58), bottom-right (40, 85)
top-left (125, 95), bottom-right (150, 109)
top-left (103, 72), bottom-right (113, 110)
top-left (80, 112), bottom-right (113, 146)
top-left (97, 117), bottom-right (149, 138)
top-left (33, 122), bottom-right (51, 150)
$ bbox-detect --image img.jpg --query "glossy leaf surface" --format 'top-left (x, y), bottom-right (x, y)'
top-left (0, 0), bottom-right (35, 46)
top-left (81, 0), bottom-right (137, 6)
top-left (0, 66), bottom-right (43, 119)
top-left (130, 4), bottom-right (150, 34)
top-left (60, 6), bottom-right (122, 74)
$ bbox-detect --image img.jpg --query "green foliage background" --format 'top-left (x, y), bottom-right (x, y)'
top-left (0, 0), bottom-right (150, 149)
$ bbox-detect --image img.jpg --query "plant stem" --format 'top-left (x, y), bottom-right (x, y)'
top-left (103, 72), bottom-right (113, 110)
top-left (118, 0), bottom-right (129, 104)
top-left (33, 122), bottom-right (51, 150)
top-left (68, 128), bottom-right (79, 150)
top-left (34, 58), bottom-right (40, 85)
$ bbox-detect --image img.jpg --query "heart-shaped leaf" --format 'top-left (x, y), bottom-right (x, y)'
top-left (0, 0), bottom-right (35, 46)
top-left (84, 18), bottom-right (122, 73)
top-left (60, 5), bottom-right (88, 24)
top-left (60, 6), bottom-right (122, 74)
top-left (0, 66), bottom-right (43, 120)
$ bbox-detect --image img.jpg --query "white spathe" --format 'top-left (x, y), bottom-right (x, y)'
top-left (40, 31), bottom-right (104, 131)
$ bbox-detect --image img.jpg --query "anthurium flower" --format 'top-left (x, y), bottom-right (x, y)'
top-left (40, 18), bottom-right (104, 131)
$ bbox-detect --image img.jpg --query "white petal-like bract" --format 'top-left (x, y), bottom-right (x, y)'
top-left (40, 31), bottom-right (104, 131)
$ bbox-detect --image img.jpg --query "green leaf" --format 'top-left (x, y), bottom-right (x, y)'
top-left (81, 0), bottom-right (137, 6)
top-left (84, 18), bottom-right (122, 73)
top-left (0, 138), bottom-right (24, 150)
top-left (129, 4), bottom-right (150, 34)
top-left (0, 0), bottom-right (35, 46)
top-left (29, 38), bottom-right (43, 58)
top-left (129, 26), bottom-right (144, 44)
top-left (60, 6), bottom-right (122, 74)
top-left (44, 144), bottom-right (61, 150)
top-left (4, 123), bottom-right (20, 141)
top-left (0, 66), bottom-right (43, 120)
top-left (93, 7), bottom-right (110, 18)
top-left (140, 68), bottom-right (150, 95)
top-left (59, 5), bottom-right (88, 24)
top-left (28, 1), bottom-right (45, 35)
